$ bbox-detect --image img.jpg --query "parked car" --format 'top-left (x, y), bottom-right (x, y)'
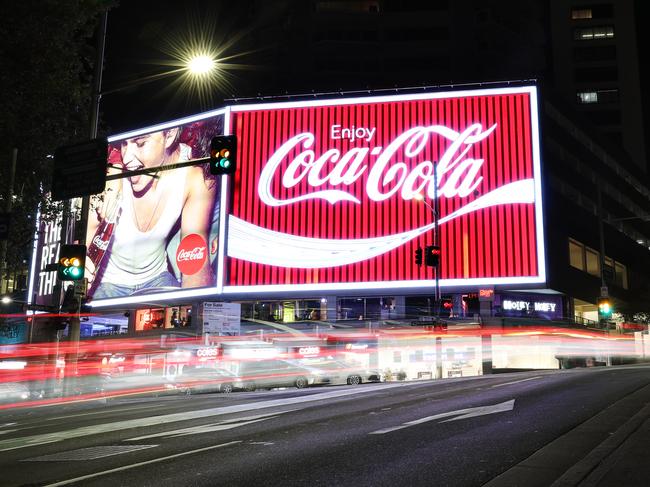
top-left (232, 359), bottom-right (316, 391)
top-left (167, 366), bottom-right (238, 394)
top-left (290, 358), bottom-right (384, 386)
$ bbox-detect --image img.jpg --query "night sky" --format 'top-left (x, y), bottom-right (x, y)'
top-left (101, 0), bottom-right (259, 134)
top-left (100, 0), bottom-right (650, 145)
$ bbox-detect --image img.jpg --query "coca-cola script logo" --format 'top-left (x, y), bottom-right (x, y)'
top-left (176, 233), bottom-right (207, 275)
top-left (258, 124), bottom-right (496, 206)
top-left (92, 235), bottom-right (109, 251)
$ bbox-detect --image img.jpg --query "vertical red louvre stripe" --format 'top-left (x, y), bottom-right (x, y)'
top-left (227, 89), bottom-right (542, 287)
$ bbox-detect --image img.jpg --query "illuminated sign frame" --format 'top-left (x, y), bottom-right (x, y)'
top-left (223, 85), bottom-right (546, 294)
top-left (88, 109), bottom-right (228, 308)
top-left (81, 85), bottom-right (545, 308)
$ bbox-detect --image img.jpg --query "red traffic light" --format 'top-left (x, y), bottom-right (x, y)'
top-left (425, 245), bottom-right (441, 267)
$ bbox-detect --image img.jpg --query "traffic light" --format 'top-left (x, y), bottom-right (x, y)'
top-left (425, 245), bottom-right (441, 267)
top-left (414, 247), bottom-right (423, 266)
top-left (57, 244), bottom-right (86, 281)
top-left (210, 135), bottom-right (237, 175)
top-left (597, 297), bottom-right (612, 319)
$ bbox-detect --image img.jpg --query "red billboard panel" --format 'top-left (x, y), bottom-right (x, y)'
top-left (225, 86), bottom-right (545, 292)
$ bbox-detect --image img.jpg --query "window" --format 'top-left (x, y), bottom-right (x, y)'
top-left (569, 239), bottom-right (585, 270)
top-left (568, 239), bottom-right (628, 289)
top-left (577, 91), bottom-right (598, 104)
top-left (574, 45), bottom-right (616, 62)
top-left (574, 66), bottom-right (617, 83)
top-left (574, 26), bottom-right (615, 40)
top-left (615, 262), bottom-right (628, 289)
top-left (588, 109), bottom-right (621, 125)
top-left (585, 247), bottom-right (600, 276)
top-left (393, 351), bottom-right (402, 363)
top-left (571, 5), bottom-right (613, 20)
top-left (571, 8), bottom-right (592, 19)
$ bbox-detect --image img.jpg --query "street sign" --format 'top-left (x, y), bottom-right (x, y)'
top-left (202, 302), bottom-right (241, 335)
top-left (600, 286), bottom-right (609, 297)
top-left (0, 212), bottom-right (9, 240)
top-left (51, 138), bottom-right (108, 200)
top-left (73, 278), bottom-right (88, 298)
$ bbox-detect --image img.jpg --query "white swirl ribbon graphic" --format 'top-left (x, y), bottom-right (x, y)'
top-left (228, 179), bottom-right (535, 269)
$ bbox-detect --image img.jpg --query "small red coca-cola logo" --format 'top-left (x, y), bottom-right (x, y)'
top-left (176, 234), bottom-right (207, 275)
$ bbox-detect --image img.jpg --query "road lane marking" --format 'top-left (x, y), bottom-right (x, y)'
top-left (491, 376), bottom-right (542, 388)
top-left (46, 404), bottom-right (162, 421)
top-left (0, 382), bottom-right (406, 451)
top-left (23, 445), bottom-right (157, 462)
top-left (124, 411), bottom-right (291, 440)
top-left (42, 441), bottom-right (241, 487)
top-left (369, 399), bottom-right (516, 434)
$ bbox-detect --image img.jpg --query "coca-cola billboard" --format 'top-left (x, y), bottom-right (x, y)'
top-left (225, 86), bottom-right (545, 291)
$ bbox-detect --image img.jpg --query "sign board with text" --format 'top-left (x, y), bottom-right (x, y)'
top-left (202, 302), bottom-right (241, 335)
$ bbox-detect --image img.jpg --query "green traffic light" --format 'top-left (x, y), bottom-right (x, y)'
top-left (220, 158), bottom-right (231, 168)
top-left (63, 266), bottom-right (83, 279)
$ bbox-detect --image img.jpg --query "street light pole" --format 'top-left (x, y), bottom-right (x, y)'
top-left (433, 162), bottom-right (440, 316)
top-left (415, 170), bottom-right (440, 317)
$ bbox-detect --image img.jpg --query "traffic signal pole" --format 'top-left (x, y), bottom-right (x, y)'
top-left (62, 10), bottom-right (108, 396)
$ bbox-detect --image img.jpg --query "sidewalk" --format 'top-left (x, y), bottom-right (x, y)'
top-left (483, 380), bottom-right (650, 487)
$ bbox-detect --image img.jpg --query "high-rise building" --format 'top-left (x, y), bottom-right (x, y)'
top-left (549, 0), bottom-right (646, 172)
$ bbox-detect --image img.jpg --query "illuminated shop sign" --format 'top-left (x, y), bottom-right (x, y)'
top-left (479, 288), bottom-right (495, 301)
top-left (226, 86), bottom-right (545, 292)
top-left (297, 346), bottom-right (320, 356)
top-left (502, 300), bottom-right (557, 312)
top-left (27, 216), bottom-right (64, 309)
top-left (196, 347), bottom-right (219, 358)
top-left (496, 293), bottom-right (563, 319)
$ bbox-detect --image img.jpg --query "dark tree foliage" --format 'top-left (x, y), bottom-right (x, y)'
top-left (0, 0), bottom-right (112, 283)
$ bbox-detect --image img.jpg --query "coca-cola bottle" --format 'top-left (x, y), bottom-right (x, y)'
top-left (87, 191), bottom-right (121, 297)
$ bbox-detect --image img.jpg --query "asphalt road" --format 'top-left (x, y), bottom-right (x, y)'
top-left (1, 365), bottom-right (650, 487)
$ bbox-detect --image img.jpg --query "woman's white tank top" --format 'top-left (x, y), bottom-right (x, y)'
top-left (101, 159), bottom-right (189, 286)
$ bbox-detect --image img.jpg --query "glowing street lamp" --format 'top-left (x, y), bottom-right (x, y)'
top-left (187, 54), bottom-right (216, 75)
top-left (414, 184), bottom-right (441, 316)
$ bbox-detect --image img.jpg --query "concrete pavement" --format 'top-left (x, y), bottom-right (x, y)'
top-left (484, 376), bottom-right (650, 487)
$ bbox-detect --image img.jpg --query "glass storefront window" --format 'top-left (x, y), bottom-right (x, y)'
top-left (135, 308), bottom-right (167, 331)
top-left (134, 305), bottom-right (193, 331)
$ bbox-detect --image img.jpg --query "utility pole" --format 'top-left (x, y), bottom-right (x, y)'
top-left (63, 9), bottom-right (108, 395)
